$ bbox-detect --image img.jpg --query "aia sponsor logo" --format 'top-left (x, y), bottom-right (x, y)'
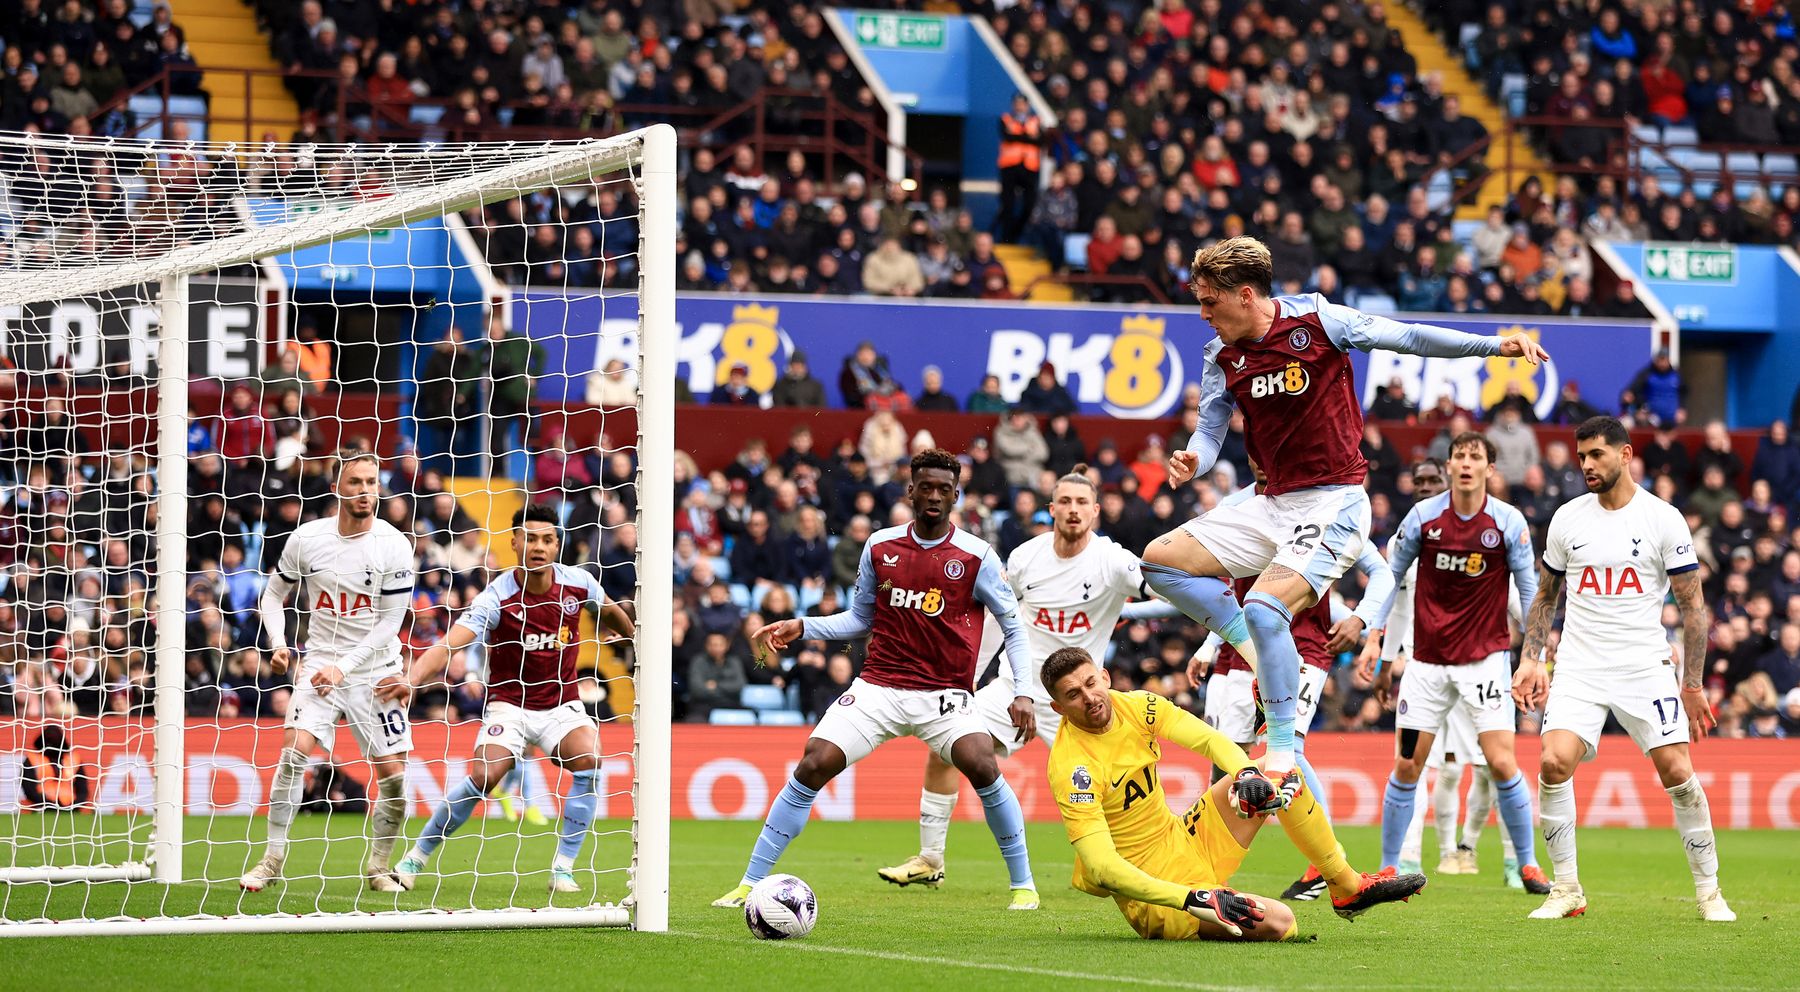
top-left (1033, 608), bottom-right (1092, 636)
top-left (313, 591), bottom-right (373, 615)
top-left (1575, 566), bottom-right (1644, 596)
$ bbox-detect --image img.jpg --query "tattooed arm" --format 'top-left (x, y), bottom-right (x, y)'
top-left (1669, 570), bottom-right (1717, 738)
top-left (1512, 563), bottom-right (1563, 711)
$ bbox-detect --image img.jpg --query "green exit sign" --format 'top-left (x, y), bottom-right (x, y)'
top-left (854, 13), bottom-right (945, 49)
top-left (1642, 244), bottom-right (1735, 283)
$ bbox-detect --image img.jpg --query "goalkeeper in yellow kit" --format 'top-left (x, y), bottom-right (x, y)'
top-left (1042, 647), bottom-right (1427, 940)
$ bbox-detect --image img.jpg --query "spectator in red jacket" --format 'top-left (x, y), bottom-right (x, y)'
top-left (216, 384), bottom-right (273, 464)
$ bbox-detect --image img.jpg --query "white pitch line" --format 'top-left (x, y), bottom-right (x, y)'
top-left (663, 930), bottom-right (1271, 991)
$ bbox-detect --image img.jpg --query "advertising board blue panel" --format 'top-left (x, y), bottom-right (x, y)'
top-left (510, 292), bottom-right (1656, 422)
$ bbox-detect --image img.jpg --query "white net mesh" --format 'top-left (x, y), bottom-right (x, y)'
top-left (0, 127), bottom-right (672, 933)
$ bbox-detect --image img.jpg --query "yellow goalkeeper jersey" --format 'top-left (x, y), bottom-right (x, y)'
top-left (1047, 690), bottom-right (1252, 891)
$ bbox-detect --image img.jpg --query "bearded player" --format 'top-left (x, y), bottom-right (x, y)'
top-left (1136, 236), bottom-right (1549, 785)
top-left (1513, 417), bottom-right (1733, 922)
top-left (1187, 465), bottom-right (1396, 902)
top-left (1355, 433), bottom-right (1550, 896)
top-left (1043, 647), bottom-right (1426, 941)
top-left (387, 504), bottom-right (635, 895)
top-left (879, 466), bottom-right (1182, 892)
top-left (714, 449), bottom-right (1039, 911)
top-left (242, 452), bottom-right (417, 894)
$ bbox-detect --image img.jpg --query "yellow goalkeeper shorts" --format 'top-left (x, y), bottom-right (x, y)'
top-left (1114, 789), bottom-right (1250, 940)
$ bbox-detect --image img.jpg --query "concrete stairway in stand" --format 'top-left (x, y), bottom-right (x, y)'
top-left (176, 1), bottom-right (298, 144)
top-left (1384, 3), bottom-right (1551, 219)
top-left (995, 243), bottom-right (1074, 302)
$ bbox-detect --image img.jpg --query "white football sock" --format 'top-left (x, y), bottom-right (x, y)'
top-left (1434, 763), bottom-right (1464, 858)
top-left (1463, 765), bottom-right (1495, 849)
top-left (265, 747), bottom-right (308, 854)
top-left (1666, 776), bottom-right (1720, 896)
top-left (1538, 777), bottom-right (1578, 886)
top-left (919, 789), bottom-right (957, 861)
top-left (368, 773), bottom-right (408, 869)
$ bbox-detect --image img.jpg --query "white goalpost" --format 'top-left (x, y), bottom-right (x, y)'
top-left (0, 125), bottom-right (674, 935)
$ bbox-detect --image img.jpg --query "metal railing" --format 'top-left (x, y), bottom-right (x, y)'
top-left (89, 67), bottom-right (923, 190)
top-left (1493, 114), bottom-right (1800, 201)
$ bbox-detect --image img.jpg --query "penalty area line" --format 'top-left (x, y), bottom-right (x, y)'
top-left (663, 930), bottom-right (1269, 991)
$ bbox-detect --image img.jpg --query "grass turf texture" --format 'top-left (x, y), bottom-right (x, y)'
top-left (6, 818), bottom-right (1793, 990)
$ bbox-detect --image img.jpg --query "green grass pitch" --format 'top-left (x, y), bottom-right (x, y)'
top-left (6, 816), bottom-right (1795, 990)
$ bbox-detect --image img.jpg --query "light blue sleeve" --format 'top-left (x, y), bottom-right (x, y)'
top-left (1351, 542), bottom-right (1397, 629)
top-left (1501, 506), bottom-right (1539, 612)
top-left (1371, 508), bottom-right (1425, 629)
top-left (973, 549), bottom-right (1032, 690)
top-left (1121, 599), bottom-right (1185, 620)
top-left (1315, 299), bottom-right (1506, 359)
top-left (1182, 347), bottom-right (1234, 476)
top-left (455, 582), bottom-right (506, 640)
top-left (803, 543), bottom-right (876, 641)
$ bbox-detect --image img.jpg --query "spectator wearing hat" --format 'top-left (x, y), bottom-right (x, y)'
top-left (913, 365), bottom-right (958, 412)
top-left (1550, 380), bottom-right (1601, 425)
top-left (770, 350), bottom-right (826, 407)
top-left (839, 340), bottom-right (904, 409)
top-left (709, 363), bottom-right (762, 406)
top-left (1017, 361), bottom-right (1076, 415)
top-left (1625, 349), bottom-right (1686, 426)
top-left (1130, 434), bottom-right (1170, 494)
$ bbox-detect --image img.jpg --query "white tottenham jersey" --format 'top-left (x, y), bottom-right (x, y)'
top-left (978, 533), bottom-right (1149, 702)
top-left (275, 517), bottom-right (416, 678)
top-left (1542, 487), bottom-right (1697, 673)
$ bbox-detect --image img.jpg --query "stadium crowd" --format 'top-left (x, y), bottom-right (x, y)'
top-left (0, 0), bottom-right (1785, 316)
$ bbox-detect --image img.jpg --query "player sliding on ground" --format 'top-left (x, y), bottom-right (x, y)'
top-left (242, 452), bottom-right (418, 894)
top-left (716, 449), bottom-right (1039, 911)
top-left (879, 466), bottom-right (1182, 893)
top-left (1513, 417), bottom-right (1734, 922)
top-left (1356, 433), bottom-right (1551, 895)
top-left (1137, 236), bottom-right (1550, 792)
top-left (1042, 647), bottom-right (1426, 940)
top-left (386, 504), bottom-right (635, 895)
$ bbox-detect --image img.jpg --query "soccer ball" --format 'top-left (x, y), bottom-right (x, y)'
top-left (744, 874), bottom-right (817, 940)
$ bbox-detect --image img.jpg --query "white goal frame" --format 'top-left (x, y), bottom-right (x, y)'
top-left (0, 124), bottom-right (676, 936)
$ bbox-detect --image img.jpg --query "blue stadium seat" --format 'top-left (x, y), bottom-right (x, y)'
top-left (1765, 154), bottom-right (1800, 178)
top-left (1500, 74), bottom-right (1526, 118)
top-left (1669, 148), bottom-right (1720, 173)
top-left (1351, 292), bottom-right (1399, 315)
top-left (409, 105), bottom-right (447, 125)
top-left (1662, 124), bottom-right (1699, 146)
top-left (1063, 233), bottom-right (1091, 270)
top-left (759, 710), bottom-right (807, 726)
top-left (1690, 179), bottom-right (1717, 199)
top-left (1725, 151), bottom-right (1762, 179)
top-left (708, 708), bottom-right (758, 726)
top-left (1631, 123), bottom-right (1663, 143)
top-left (741, 684), bottom-right (787, 713)
top-left (128, 94), bottom-right (209, 141)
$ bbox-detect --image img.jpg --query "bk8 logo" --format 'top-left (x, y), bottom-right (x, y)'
top-left (1434, 551), bottom-right (1487, 576)
top-left (1248, 362), bottom-right (1311, 398)
top-left (887, 586), bottom-right (946, 617)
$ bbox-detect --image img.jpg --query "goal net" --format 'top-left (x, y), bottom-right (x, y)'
top-left (0, 125), bottom-right (675, 936)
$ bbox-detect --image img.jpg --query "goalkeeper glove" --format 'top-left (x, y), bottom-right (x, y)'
top-left (1229, 766), bottom-right (1288, 818)
top-left (1183, 887), bottom-right (1266, 937)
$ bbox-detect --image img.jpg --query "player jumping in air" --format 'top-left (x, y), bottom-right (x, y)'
top-left (879, 466), bottom-right (1183, 892)
top-left (1042, 647), bottom-right (1426, 941)
top-left (1513, 417), bottom-right (1734, 922)
top-left (1356, 433), bottom-right (1551, 895)
top-left (1185, 462), bottom-right (1396, 902)
top-left (1137, 237), bottom-right (1549, 788)
top-left (243, 452), bottom-right (418, 893)
top-left (387, 504), bottom-right (635, 895)
top-left (714, 449), bottom-right (1039, 911)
